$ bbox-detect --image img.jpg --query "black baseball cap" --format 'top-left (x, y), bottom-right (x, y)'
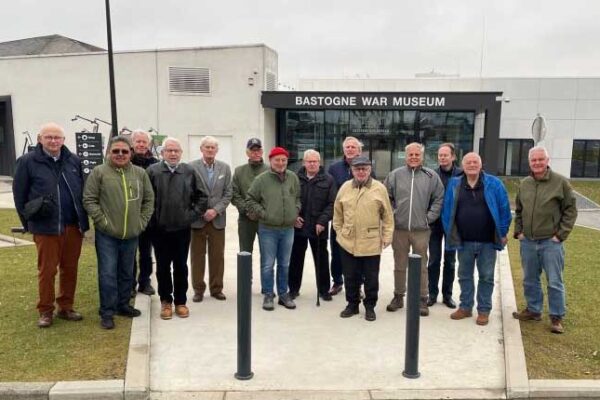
top-left (351, 156), bottom-right (372, 167)
top-left (246, 138), bottom-right (262, 149)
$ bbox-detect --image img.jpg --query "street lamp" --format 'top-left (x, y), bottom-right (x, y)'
top-left (105, 0), bottom-right (118, 138)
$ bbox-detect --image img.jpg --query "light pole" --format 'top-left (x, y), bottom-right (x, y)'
top-left (105, 0), bottom-right (118, 138)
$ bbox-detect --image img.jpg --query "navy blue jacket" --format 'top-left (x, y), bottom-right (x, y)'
top-left (432, 164), bottom-right (463, 231)
top-left (295, 166), bottom-right (337, 239)
top-left (13, 144), bottom-right (89, 235)
top-left (442, 172), bottom-right (511, 251)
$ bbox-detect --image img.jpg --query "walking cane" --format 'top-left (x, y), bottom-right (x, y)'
top-left (315, 230), bottom-right (321, 307)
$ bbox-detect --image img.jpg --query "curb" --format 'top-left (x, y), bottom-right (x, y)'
top-left (124, 294), bottom-right (152, 400)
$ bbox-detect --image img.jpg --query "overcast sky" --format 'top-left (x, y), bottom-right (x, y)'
top-left (2, 0), bottom-right (600, 87)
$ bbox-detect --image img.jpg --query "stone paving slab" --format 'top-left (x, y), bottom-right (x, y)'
top-left (0, 382), bottom-right (53, 400)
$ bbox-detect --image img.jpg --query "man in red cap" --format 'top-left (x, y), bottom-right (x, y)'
top-left (246, 147), bottom-right (301, 311)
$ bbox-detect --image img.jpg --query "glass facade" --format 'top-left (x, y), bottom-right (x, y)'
top-left (571, 140), bottom-right (600, 178)
top-left (280, 109), bottom-right (474, 179)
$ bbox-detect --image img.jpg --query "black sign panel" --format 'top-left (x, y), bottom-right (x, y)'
top-left (75, 132), bottom-right (104, 177)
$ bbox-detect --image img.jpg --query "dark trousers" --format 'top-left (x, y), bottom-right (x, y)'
top-left (340, 247), bottom-right (380, 309)
top-left (427, 226), bottom-right (456, 299)
top-left (238, 215), bottom-right (259, 253)
top-left (329, 227), bottom-right (343, 285)
top-left (288, 233), bottom-right (331, 295)
top-left (152, 228), bottom-right (191, 306)
top-left (133, 229), bottom-right (153, 290)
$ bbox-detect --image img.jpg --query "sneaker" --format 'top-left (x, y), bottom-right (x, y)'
top-left (139, 285), bottom-right (156, 296)
top-left (340, 304), bottom-right (359, 318)
top-left (320, 292), bottom-right (333, 301)
top-left (37, 312), bottom-right (53, 328)
top-left (56, 310), bottom-right (83, 321)
top-left (550, 317), bottom-right (564, 334)
top-left (420, 297), bottom-right (429, 317)
top-left (512, 308), bottom-right (542, 321)
top-left (450, 308), bottom-right (473, 320)
top-left (365, 308), bottom-right (376, 322)
top-left (100, 317), bottom-right (115, 330)
top-left (329, 283), bottom-right (343, 296)
top-left (262, 294), bottom-right (275, 311)
top-left (386, 294), bottom-right (404, 312)
top-left (160, 302), bottom-right (173, 320)
top-left (175, 305), bottom-right (189, 318)
top-left (192, 293), bottom-right (204, 303)
top-left (476, 312), bottom-right (489, 326)
top-left (117, 306), bottom-right (141, 318)
top-left (278, 293), bottom-right (296, 309)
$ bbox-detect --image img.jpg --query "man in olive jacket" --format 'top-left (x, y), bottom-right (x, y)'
top-left (513, 146), bottom-right (577, 334)
top-left (83, 136), bottom-right (154, 330)
top-left (246, 146), bottom-right (300, 311)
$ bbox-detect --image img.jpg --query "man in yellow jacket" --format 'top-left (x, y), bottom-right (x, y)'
top-left (332, 157), bottom-right (394, 321)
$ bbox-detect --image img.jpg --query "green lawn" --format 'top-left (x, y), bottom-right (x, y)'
top-left (0, 209), bottom-right (130, 382)
top-left (508, 226), bottom-right (600, 379)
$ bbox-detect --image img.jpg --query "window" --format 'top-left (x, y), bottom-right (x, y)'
top-left (571, 140), bottom-right (600, 178)
top-left (168, 67), bottom-right (210, 94)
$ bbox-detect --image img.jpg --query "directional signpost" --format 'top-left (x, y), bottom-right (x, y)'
top-left (76, 132), bottom-right (104, 178)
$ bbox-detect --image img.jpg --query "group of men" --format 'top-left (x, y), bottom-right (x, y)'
top-left (14, 123), bottom-right (576, 333)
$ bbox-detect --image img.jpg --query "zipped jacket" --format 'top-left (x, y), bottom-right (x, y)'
top-left (231, 160), bottom-right (269, 216)
top-left (296, 166), bottom-right (337, 239)
top-left (83, 162), bottom-right (154, 239)
top-left (384, 165), bottom-right (444, 231)
top-left (442, 172), bottom-right (512, 251)
top-left (13, 143), bottom-right (89, 235)
top-left (246, 169), bottom-right (300, 229)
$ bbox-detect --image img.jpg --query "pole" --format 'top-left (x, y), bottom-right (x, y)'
top-left (235, 251), bottom-right (254, 380)
top-left (403, 254), bottom-right (421, 379)
top-left (104, 0), bottom-right (118, 138)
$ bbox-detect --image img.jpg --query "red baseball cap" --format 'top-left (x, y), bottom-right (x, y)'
top-left (268, 146), bottom-right (289, 159)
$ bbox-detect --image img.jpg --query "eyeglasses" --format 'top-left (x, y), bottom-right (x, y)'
top-left (111, 149), bottom-right (130, 155)
top-left (42, 136), bottom-right (64, 141)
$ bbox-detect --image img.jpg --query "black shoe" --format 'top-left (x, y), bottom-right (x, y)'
top-left (340, 305), bottom-right (359, 318)
top-left (427, 296), bottom-right (437, 307)
top-left (289, 291), bottom-right (299, 300)
top-left (329, 283), bottom-right (343, 296)
top-left (320, 292), bottom-right (333, 301)
top-left (365, 308), bottom-right (376, 321)
top-left (139, 285), bottom-right (155, 296)
top-left (443, 296), bottom-right (457, 309)
top-left (100, 318), bottom-right (114, 330)
top-left (117, 306), bottom-right (141, 318)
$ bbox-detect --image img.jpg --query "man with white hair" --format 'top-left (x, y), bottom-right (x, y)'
top-left (512, 146), bottom-right (577, 334)
top-left (146, 138), bottom-right (207, 320)
top-left (130, 130), bottom-right (159, 297)
top-left (14, 122), bottom-right (89, 328)
top-left (189, 136), bottom-right (232, 302)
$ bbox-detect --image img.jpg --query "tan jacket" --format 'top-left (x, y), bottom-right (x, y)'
top-left (333, 178), bottom-right (394, 256)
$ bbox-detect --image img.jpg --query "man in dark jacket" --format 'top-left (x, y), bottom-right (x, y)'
top-left (428, 143), bottom-right (463, 308)
top-left (288, 149), bottom-right (337, 301)
top-left (130, 130), bottom-right (159, 296)
top-left (13, 122), bottom-right (89, 328)
top-left (146, 138), bottom-right (208, 320)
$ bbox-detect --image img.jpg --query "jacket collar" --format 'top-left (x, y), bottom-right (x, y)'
top-left (352, 176), bottom-right (373, 188)
top-left (531, 167), bottom-right (551, 181)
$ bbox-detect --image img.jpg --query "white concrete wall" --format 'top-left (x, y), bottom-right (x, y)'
top-left (299, 77), bottom-right (600, 177)
top-left (0, 44), bottom-right (278, 170)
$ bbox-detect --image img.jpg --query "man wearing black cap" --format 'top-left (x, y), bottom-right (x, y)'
top-left (231, 138), bottom-right (269, 252)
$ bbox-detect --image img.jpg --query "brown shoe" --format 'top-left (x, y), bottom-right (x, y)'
top-left (160, 302), bottom-right (173, 320)
top-left (56, 310), bottom-right (83, 321)
top-left (476, 312), bottom-right (489, 326)
top-left (211, 292), bottom-right (226, 301)
top-left (550, 317), bottom-right (564, 334)
top-left (175, 305), bottom-right (189, 318)
top-left (419, 297), bottom-right (429, 317)
top-left (37, 312), bottom-right (53, 328)
top-left (192, 293), bottom-right (203, 303)
top-left (512, 308), bottom-right (542, 321)
top-left (450, 308), bottom-right (473, 320)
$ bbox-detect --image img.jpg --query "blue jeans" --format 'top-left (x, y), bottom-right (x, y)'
top-left (519, 237), bottom-right (566, 318)
top-left (95, 230), bottom-right (138, 319)
top-left (258, 225), bottom-right (294, 296)
top-left (457, 241), bottom-right (497, 313)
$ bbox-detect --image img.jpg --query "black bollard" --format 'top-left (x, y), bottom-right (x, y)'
top-left (402, 253), bottom-right (421, 379)
top-left (235, 251), bottom-right (254, 380)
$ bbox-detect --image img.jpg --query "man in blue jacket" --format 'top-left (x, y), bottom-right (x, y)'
top-left (13, 122), bottom-right (89, 328)
top-left (442, 152), bottom-right (511, 326)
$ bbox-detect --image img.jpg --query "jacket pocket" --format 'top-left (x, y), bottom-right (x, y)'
top-left (366, 226), bottom-right (379, 238)
top-left (341, 226), bottom-right (353, 238)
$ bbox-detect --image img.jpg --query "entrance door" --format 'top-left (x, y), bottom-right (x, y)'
top-left (0, 98), bottom-right (15, 176)
top-left (358, 136), bottom-right (403, 180)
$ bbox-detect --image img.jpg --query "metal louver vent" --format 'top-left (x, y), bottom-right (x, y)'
top-left (266, 71), bottom-right (277, 91)
top-left (169, 67), bottom-right (210, 94)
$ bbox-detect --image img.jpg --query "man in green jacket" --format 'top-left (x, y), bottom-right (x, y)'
top-left (83, 136), bottom-right (154, 330)
top-left (231, 138), bottom-right (268, 252)
top-left (513, 146), bottom-right (577, 334)
top-left (246, 146), bottom-right (300, 311)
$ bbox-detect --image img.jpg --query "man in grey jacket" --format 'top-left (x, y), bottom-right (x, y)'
top-left (189, 136), bottom-right (233, 302)
top-left (384, 142), bottom-right (444, 316)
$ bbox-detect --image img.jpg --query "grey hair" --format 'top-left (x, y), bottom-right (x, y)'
top-left (200, 135), bottom-right (219, 148)
top-left (528, 146), bottom-right (549, 160)
top-left (461, 152), bottom-right (482, 165)
top-left (39, 122), bottom-right (65, 137)
top-left (162, 137), bottom-right (182, 149)
top-left (303, 149), bottom-right (321, 161)
top-left (131, 129), bottom-right (152, 142)
top-left (405, 142), bottom-right (424, 154)
top-left (343, 136), bottom-right (363, 151)
top-left (109, 135), bottom-right (133, 149)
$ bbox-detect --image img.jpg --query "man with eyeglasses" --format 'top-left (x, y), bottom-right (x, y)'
top-left (83, 136), bottom-right (154, 329)
top-left (14, 122), bottom-right (89, 328)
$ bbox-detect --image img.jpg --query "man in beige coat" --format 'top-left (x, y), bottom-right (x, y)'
top-left (333, 157), bottom-right (394, 322)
